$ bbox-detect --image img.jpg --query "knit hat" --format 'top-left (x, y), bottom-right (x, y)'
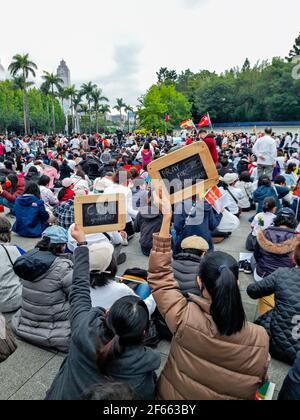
top-left (89, 242), bottom-right (114, 273)
top-left (181, 236), bottom-right (209, 252)
top-left (42, 226), bottom-right (68, 244)
top-left (220, 173), bottom-right (239, 185)
top-left (62, 178), bottom-right (74, 188)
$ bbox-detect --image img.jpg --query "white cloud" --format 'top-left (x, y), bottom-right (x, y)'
top-left (1, 0), bottom-right (300, 105)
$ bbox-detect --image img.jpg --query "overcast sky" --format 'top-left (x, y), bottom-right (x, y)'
top-left (1, 0), bottom-right (300, 106)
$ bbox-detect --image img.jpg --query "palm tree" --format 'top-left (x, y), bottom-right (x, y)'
top-left (91, 88), bottom-right (109, 133)
top-left (40, 81), bottom-right (51, 134)
top-left (80, 82), bottom-right (97, 133)
top-left (124, 104), bottom-right (134, 133)
top-left (73, 93), bottom-right (83, 133)
top-left (42, 71), bottom-right (63, 133)
top-left (79, 103), bottom-right (89, 133)
top-left (12, 76), bottom-right (35, 135)
top-left (100, 104), bottom-right (111, 121)
top-left (113, 98), bottom-right (126, 127)
top-left (64, 85), bottom-right (78, 133)
top-left (8, 53), bottom-right (37, 134)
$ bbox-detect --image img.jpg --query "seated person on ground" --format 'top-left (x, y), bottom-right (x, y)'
top-left (247, 244), bottom-right (300, 365)
top-left (12, 226), bottom-right (73, 353)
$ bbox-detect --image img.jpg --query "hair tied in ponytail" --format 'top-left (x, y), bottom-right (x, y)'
top-left (218, 265), bottom-right (227, 274)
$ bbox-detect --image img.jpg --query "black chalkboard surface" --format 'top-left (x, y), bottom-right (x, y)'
top-left (148, 142), bottom-right (219, 204)
top-left (74, 193), bottom-right (126, 234)
top-left (159, 153), bottom-right (208, 184)
top-left (82, 201), bottom-right (119, 227)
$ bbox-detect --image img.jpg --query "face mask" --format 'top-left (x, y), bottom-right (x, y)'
top-left (5, 181), bottom-right (11, 189)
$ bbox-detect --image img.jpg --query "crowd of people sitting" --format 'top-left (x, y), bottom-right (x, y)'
top-left (0, 127), bottom-right (300, 400)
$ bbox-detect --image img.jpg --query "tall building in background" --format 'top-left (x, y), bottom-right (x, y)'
top-left (57, 59), bottom-right (71, 88)
top-left (57, 59), bottom-right (71, 134)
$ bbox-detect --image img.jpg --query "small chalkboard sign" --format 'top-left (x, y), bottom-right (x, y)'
top-left (74, 193), bottom-right (126, 234)
top-left (148, 142), bottom-right (219, 204)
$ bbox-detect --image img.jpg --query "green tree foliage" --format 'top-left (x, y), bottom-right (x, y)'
top-left (175, 58), bottom-right (300, 123)
top-left (0, 80), bottom-right (64, 134)
top-left (138, 84), bottom-right (191, 131)
top-left (156, 67), bottom-right (178, 85)
top-left (287, 33), bottom-right (300, 62)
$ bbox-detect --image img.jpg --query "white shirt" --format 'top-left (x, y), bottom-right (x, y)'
top-left (253, 135), bottom-right (277, 166)
top-left (251, 212), bottom-right (276, 237)
top-left (91, 282), bottom-right (156, 316)
top-left (104, 183), bottom-right (138, 223)
top-left (219, 186), bottom-right (244, 215)
top-left (70, 138), bottom-right (80, 150)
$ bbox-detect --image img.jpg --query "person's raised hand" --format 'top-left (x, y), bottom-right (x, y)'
top-left (71, 224), bottom-right (86, 243)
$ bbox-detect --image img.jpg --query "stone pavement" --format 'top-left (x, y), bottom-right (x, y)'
top-left (0, 213), bottom-right (290, 400)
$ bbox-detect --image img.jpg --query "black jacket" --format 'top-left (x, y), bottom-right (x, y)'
top-left (278, 352), bottom-right (300, 400)
top-left (247, 267), bottom-right (300, 365)
top-left (134, 206), bottom-right (163, 251)
top-left (46, 247), bottom-right (160, 400)
top-left (172, 252), bottom-right (202, 296)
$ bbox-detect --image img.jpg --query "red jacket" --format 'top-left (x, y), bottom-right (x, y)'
top-left (59, 188), bottom-right (75, 203)
top-left (1, 177), bottom-right (25, 203)
top-left (203, 136), bottom-right (218, 165)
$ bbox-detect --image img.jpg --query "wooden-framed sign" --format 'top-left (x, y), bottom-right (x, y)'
top-left (148, 142), bottom-right (219, 204)
top-left (74, 193), bottom-right (126, 234)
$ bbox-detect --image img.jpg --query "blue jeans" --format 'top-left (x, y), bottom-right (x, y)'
top-left (0, 196), bottom-right (14, 211)
top-left (135, 283), bottom-right (151, 300)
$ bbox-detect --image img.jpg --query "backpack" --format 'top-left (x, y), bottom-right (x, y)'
top-left (13, 249), bottom-right (57, 281)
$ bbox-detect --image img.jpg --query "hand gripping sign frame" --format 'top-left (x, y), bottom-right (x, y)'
top-left (74, 193), bottom-right (126, 234)
top-left (148, 142), bottom-right (219, 204)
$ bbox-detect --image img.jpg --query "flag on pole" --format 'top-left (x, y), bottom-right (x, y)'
top-left (165, 115), bottom-right (170, 123)
top-left (198, 114), bottom-right (212, 128)
top-left (180, 119), bottom-right (195, 129)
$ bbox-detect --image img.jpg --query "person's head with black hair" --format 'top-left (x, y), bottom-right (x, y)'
top-left (286, 162), bottom-right (297, 175)
top-left (90, 257), bottom-right (118, 289)
top-left (129, 168), bottom-right (140, 180)
top-left (258, 175), bottom-right (272, 188)
top-left (23, 182), bottom-right (41, 198)
top-left (36, 226), bottom-right (68, 255)
top-left (274, 175), bottom-right (286, 187)
top-left (143, 143), bottom-right (150, 151)
top-left (199, 129), bottom-right (208, 140)
top-left (97, 296), bottom-right (150, 374)
top-left (262, 197), bottom-right (277, 214)
top-left (50, 160), bottom-right (60, 172)
top-left (239, 171), bottom-right (252, 183)
top-left (81, 381), bottom-right (134, 401)
top-left (0, 216), bottom-right (12, 243)
top-left (38, 175), bottom-right (51, 188)
top-left (4, 160), bottom-right (14, 171)
top-left (198, 251), bottom-right (246, 336)
top-left (273, 208), bottom-right (297, 230)
top-left (265, 127), bottom-right (273, 136)
top-left (6, 173), bottom-right (18, 193)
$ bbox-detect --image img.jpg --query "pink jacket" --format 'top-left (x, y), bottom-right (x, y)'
top-left (43, 166), bottom-right (59, 189)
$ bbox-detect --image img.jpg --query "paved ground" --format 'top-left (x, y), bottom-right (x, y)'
top-left (0, 213), bottom-right (290, 400)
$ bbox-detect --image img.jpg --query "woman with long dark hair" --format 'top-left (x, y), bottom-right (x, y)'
top-left (46, 225), bottom-right (160, 401)
top-left (147, 192), bottom-right (269, 400)
top-left (0, 173), bottom-right (25, 214)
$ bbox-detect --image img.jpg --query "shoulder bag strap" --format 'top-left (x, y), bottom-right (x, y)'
top-left (0, 245), bottom-right (14, 266)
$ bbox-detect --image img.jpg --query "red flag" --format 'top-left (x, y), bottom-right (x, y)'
top-left (198, 114), bottom-right (211, 128)
top-left (165, 115), bottom-right (170, 123)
